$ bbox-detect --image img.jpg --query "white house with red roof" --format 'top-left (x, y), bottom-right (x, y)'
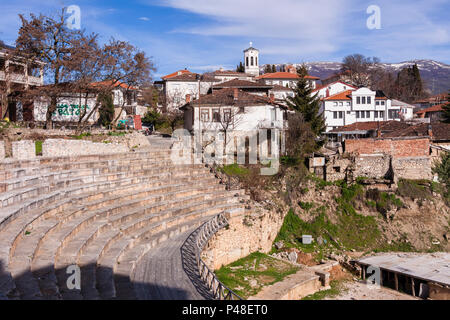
top-left (312, 80), bottom-right (357, 99)
top-left (256, 71), bottom-right (319, 89)
top-left (320, 87), bottom-right (399, 132)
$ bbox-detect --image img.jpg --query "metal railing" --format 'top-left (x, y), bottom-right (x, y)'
top-left (195, 213), bottom-right (242, 300)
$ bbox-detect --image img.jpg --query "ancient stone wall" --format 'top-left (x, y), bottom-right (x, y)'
top-left (42, 139), bottom-right (128, 157)
top-left (392, 157), bottom-right (432, 181)
top-left (353, 154), bottom-right (391, 179)
top-left (202, 208), bottom-right (286, 270)
top-left (12, 140), bottom-right (36, 160)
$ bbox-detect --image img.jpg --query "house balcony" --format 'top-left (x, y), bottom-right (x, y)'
top-left (0, 71), bottom-right (43, 86)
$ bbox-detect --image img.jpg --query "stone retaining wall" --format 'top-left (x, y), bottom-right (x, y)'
top-left (42, 139), bottom-right (128, 157)
top-left (12, 140), bottom-right (36, 160)
top-left (202, 208), bottom-right (285, 270)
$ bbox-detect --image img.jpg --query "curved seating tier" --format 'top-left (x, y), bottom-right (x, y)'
top-left (0, 143), bottom-right (246, 300)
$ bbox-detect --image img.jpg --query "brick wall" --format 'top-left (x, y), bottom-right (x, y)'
top-left (345, 137), bottom-right (430, 158)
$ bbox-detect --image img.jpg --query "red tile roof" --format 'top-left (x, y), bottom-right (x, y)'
top-left (183, 88), bottom-right (277, 107)
top-left (213, 79), bottom-right (272, 89)
top-left (323, 90), bottom-right (353, 101)
top-left (312, 81), bottom-right (357, 92)
top-left (415, 104), bottom-right (445, 116)
top-left (257, 72), bottom-right (319, 80)
top-left (328, 121), bottom-right (410, 133)
top-left (383, 122), bottom-right (450, 141)
top-left (162, 70), bottom-right (192, 80)
top-left (270, 84), bottom-right (294, 92)
top-left (90, 80), bottom-right (138, 90)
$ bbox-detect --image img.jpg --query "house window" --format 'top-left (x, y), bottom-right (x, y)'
top-left (347, 102), bottom-right (351, 106)
top-left (333, 111), bottom-right (338, 119)
top-left (223, 109), bottom-right (231, 123)
top-left (212, 109), bottom-right (221, 122)
top-left (367, 97), bottom-right (371, 104)
top-left (339, 102), bottom-right (343, 106)
top-left (381, 101), bottom-right (385, 105)
top-left (361, 111), bottom-right (365, 119)
top-left (200, 109), bottom-right (210, 122)
top-left (362, 97), bottom-right (366, 104)
top-left (376, 101), bottom-right (380, 106)
top-left (334, 102), bottom-right (338, 106)
top-left (375, 111), bottom-right (379, 118)
top-left (356, 111), bottom-right (360, 119)
top-left (271, 108), bottom-right (277, 121)
top-left (339, 111), bottom-right (343, 119)
top-left (356, 97), bottom-right (361, 104)
top-left (379, 111), bottom-right (384, 118)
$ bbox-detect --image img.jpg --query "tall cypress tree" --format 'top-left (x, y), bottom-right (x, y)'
top-left (264, 64), bottom-right (272, 74)
top-left (236, 62), bottom-right (245, 72)
top-left (272, 65), bottom-right (277, 73)
top-left (286, 67), bottom-right (325, 138)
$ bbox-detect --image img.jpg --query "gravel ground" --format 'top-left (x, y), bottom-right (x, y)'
top-left (325, 281), bottom-right (418, 300)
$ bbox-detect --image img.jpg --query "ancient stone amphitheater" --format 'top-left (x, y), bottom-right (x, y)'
top-left (0, 137), bottom-right (246, 300)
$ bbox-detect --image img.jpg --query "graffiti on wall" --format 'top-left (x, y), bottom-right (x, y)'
top-left (52, 104), bottom-right (90, 117)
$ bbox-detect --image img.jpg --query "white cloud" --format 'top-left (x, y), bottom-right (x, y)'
top-left (139, 17), bottom-right (150, 21)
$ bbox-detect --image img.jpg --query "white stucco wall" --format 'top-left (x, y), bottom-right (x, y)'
top-left (34, 95), bottom-right (99, 123)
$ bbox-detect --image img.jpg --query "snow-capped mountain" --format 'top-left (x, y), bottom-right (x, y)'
top-left (261, 60), bottom-right (450, 95)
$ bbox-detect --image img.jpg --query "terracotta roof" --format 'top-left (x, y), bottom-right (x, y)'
top-left (257, 72), bottom-right (319, 80)
top-left (328, 121), bottom-right (410, 134)
top-left (162, 70), bottom-right (192, 80)
top-left (213, 70), bottom-right (247, 76)
top-left (323, 90), bottom-right (353, 101)
top-left (184, 88), bottom-right (277, 107)
top-left (312, 81), bottom-right (357, 92)
top-left (213, 79), bottom-right (272, 89)
top-left (415, 104), bottom-right (445, 115)
top-left (270, 84), bottom-right (294, 92)
top-left (90, 80), bottom-right (138, 90)
top-left (383, 122), bottom-right (450, 141)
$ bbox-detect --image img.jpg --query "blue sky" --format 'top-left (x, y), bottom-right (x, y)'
top-left (1, 0), bottom-right (449, 80)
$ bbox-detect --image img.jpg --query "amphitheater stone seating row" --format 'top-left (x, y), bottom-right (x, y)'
top-left (0, 136), bottom-right (246, 300)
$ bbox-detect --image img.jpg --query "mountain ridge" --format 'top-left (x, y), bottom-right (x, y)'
top-left (261, 59), bottom-right (450, 95)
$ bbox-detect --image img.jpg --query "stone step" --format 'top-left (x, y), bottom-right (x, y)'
top-left (73, 194), bottom-right (241, 299)
top-left (0, 149), bottom-right (173, 172)
top-left (7, 179), bottom-right (223, 299)
top-left (0, 164), bottom-right (210, 208)
top-left (0, 169), bottom-right (219, 298)
top-left (97, 205), bottom-right (244, 299)
top-left (0, 156), bottom-right (178, 183)
top-left (0, 158), bottom-right (179, 192)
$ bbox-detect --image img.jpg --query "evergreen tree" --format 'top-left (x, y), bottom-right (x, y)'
top-left (442, 91), bottom-right (450, 124)
top-left (236, 62), bottom-right (245, 72)
top-left (286, 67), bottom-right (326, 139)
top-left (97, 92), bottom-right (115, 127)
top-left (264, 64), bottom-right (272, 74)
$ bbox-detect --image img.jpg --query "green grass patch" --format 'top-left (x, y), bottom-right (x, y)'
top-left (298, 201), bottom-right (314, 211)
top-left (219, 164), bottom-right (251, 178)
top-left (108, 131), bottom-right (126, 137)
top-left (215, 252), bottom-right (299, 299)
top-left (73, 132), bottom-right (92, 140)
top-left (397, 179), bottom-right (432, 200)
top-left (302, 280), bottom-right (345, 300)
top-left (35, 140), bottom-right (43, 156)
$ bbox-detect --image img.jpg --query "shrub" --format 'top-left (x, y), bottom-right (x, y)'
top-left (397, 179), bottom-right (431, 200)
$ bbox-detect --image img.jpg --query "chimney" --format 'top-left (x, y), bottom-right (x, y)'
top-left (185, 94), bottom-right (191, 103)
top-left (270, 93), bottom-right (275, 103)
top-left (428, 124), bottom-right (433, 138)
top-left (233, 88), bottom-right (239, 101)
top-left (326, 89), bottom-right (330, 98)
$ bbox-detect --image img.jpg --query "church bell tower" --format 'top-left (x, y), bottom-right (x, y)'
top-left (244, 42), bottom-right (260, 77)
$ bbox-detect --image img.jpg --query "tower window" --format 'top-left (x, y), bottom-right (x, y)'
top-left (246, 57), bottom-right (249, 67)
top-left (251, 57), bottom-right (254, 66)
